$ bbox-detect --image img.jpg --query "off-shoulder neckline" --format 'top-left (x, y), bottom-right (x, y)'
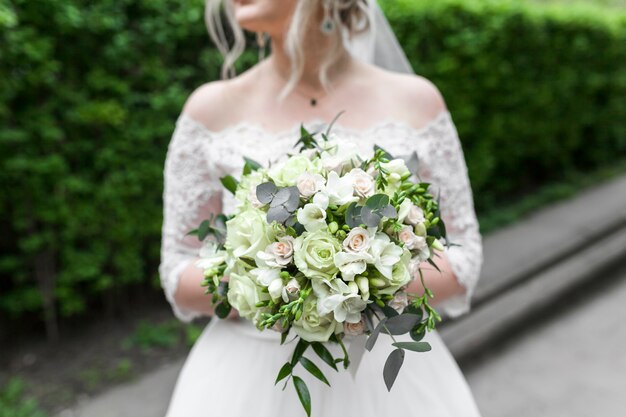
top-left (176, 109), bottom-right (452, 140)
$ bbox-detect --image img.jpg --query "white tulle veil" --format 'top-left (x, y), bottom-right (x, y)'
top-left (344, 0), bottom-right (414, 75)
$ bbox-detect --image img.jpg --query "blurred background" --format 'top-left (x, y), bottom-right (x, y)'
top-left (1, 0), bottom-right (625, 416)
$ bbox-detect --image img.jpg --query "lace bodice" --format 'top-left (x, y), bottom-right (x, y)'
top-left (159, 110), bottom-right (483, 322)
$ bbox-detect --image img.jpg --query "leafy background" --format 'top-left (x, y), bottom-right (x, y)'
top-left (1, 0), bottom-right (625, 343)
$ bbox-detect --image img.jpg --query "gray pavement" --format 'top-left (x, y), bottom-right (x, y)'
top-left (466, 268), bottom-right (626, 417)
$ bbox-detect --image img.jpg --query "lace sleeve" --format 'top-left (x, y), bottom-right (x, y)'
top-left (419, 112), bottom-right (484, 319)
top-left (159, 113), bottom-right (222, 322)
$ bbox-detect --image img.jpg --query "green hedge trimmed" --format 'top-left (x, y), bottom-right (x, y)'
top-left (1, 0), bottom-right (624, 336)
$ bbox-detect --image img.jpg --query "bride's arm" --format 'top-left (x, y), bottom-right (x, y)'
top-left (159, 107), bottom-right (230, 321)
top-left (402, 81), bottom-right (484, 318)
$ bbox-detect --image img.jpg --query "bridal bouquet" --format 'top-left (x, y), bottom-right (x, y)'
top-left (190, 117), bottom-right (448, 416)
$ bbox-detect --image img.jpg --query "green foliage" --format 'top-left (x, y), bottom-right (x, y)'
top-left (1, 0), bottom-right (625, 333)
top-left (122, 319), bottom-right (182, 351)
top-left (0, 379), bottom-right (46, 417)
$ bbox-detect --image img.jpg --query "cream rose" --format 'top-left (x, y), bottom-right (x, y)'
top-left (389, 292), bottom-right (409, 314)
top-left (343, 227), bottom-right (371, 253)
top-left (343, 315), bottom-right (366, 336)
top-left (346, 168), bottom-right (375, 198)
top-left (296, 173), bottom-right (325, 198)
top-left (398, 225), bottom-right (427, 251)
top-left (257, 236), bottom-right (295, 268)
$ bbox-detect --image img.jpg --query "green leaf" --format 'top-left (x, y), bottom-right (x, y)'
top-left (383, 348), bottom-right (405, 391)
top-left (291, 339), bottom-right (310, 366)
top-left (197, 220), bottom-right (212, 241)
top-left (382, 313), bottom-right (422, 335)
top-left (345, 202), bottom-right (363, 228)
top-left (275, 362), bottom-right (292, 385)
top-left (312, 342), bottom-right (338, 371)
top-left (391, 341), bottom-right (432, 352)
top-left (256, 182), bottom-right (278, 204)
top-left (299, 356), bottom-right (330, 386)
top-left (382, 305), bottom-right (399, 318)
top-left (365, 317), bottom-right (387, 351)
top-left (293, 376), bottom-right (311, 417)
top-left (373, 145), bottom-right (394, 160)
top-left (220, 175), bottom-right (239, 195)
top-left (410, 324), bottom-right (426, 342)
top-left (244, 157), bottom-right (262, 171)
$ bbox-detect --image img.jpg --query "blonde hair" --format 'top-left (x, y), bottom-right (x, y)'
top-left (204, 0), bottom-right (370, 98)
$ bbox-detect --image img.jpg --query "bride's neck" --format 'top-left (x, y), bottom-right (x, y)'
top-left (267, 30), bottom-right (353, 91)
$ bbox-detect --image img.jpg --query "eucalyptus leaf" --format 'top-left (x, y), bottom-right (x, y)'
top-left (345, 202), bottom-right (363, 228)
top-left (275, 362), bottom-right (292, 385)
top-left (270, 187), bottom-right (292, 207)
top-left (299, 357), bottom-right (330, 386)
top-left (312, 342), bottom-right (338, 371)
top-left (220, 175), bottom-right (239, 195)
top-left (366, 194), bottom-right (390, 210)
top-left (365, 317), bottom-right (387, 352)
top-left (381, 313), bottom-right (422, 335)
top-left (360, 206), bottom-right (381, 228)
top-left (256, 182), bottom-right (278, 204)
top-left (382, 305), bottom-right (399, 318)
top-left (380, 204), bottom-right (398, 219)
top-left (391, 341), bottom-right (432, 352)
top-left (383, 348), bottom-right (405, 391)
top-left (267, 206), bottom-right (292, 224)
top-left (402, 151), bottom-right (419, 176)
top-left (283, 186), bottom-right (300, 211)
top-left (410, 325), bottom-right (426, 342)
top-left (293, 376), bottom-right (311, 417)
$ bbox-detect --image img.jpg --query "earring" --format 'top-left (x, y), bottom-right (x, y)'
top-left (256, 31), bottom-right (267, 61)
top-left (320, 0), bottom-right (335, 35)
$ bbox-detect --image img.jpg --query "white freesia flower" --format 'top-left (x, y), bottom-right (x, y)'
top-left (369, 232), bottom-right (403, 279)
top-left (355, 276), bottom-right (370, 300)
top-left (195, 240), bottom-right (227, 270)
top-left (311, 277), bottom-right (350, 299)
top-left (318, 292), bottom-right (369, 323)
top-left (319, 139), bottom-right (360, 174)
top-left (296, 172), bottom-right (325, 198)
top-left (381, 159), bottom-right (410, 183)
top-left (312, 192), bottom-right (329, 210)
top-left (377, 249), bottom-right (413, 295)
top-left (321, 171), bottom-right (358, 206)
top-left (345, 168), bottom-right (375, 198)
top-left (343, 227), bottom-right (372, 253)
top-left (398, 225), bottom-right (427, 251)
top-left (250, 267), bottom-right (280, 287)
top-left (334, 251), bottom-right (372, 281)
top-left (398, 199), bottom-right (425, 225)
top-left (267, 278), bottom-right (284, 302)
top-left (297, 203), bottom-right (327, 232)
top-left (268, 155), bottom-right (319, 187)
top-left (281, 278), bottom-right (301, 303)
top-left (256, 236), bottom-right (295, 268)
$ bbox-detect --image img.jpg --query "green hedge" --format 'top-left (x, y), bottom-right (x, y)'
top-left (1, 0), bottom-right (624, 337)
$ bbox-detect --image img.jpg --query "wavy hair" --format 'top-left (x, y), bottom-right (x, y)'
top-left (204, 0), bottom-right (370, 98)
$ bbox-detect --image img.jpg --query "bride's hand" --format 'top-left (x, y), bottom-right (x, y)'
top-left (226, 307), bottom-right (240, 320)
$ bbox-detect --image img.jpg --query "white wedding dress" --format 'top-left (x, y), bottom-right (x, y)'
top-left (158, 108), bottom-right (484, 417)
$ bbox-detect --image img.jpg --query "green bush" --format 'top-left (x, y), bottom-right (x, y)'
top-left (1, 0), bottom-right (624, 336)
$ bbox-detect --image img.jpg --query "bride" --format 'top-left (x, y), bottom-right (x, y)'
top-left (159, 0), bottom-right (484, 416)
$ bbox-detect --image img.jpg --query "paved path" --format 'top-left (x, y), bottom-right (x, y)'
top-left (466, 267), bottom-right (626, 417)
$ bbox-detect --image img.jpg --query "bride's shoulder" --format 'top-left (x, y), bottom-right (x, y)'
top-left (180, 67), bottom-right (259, 132)
top-left (360, 62), bottom-right (448, 127)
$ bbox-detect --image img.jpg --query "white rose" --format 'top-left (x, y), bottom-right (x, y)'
top-left (321, 171), bottom-right (358, 207)
top-left (256, 236), bottom-right (295, 268)
top-left (227, 272), bottom-right (268, 320)
top-left (398, 199), bottom-right (425, 225)
top-left (343, 227), bottom-right (371, 253)
top-left (297, 203), bottom-right (327, 232)
top-left (296, 173), bottom-right (325, 198)
top-left (269, 155), bottom-right (319, 187)
top-left (368, 232), bottom-right (403, 279)
top-left (281, 278), bottom-right (301, 303)
top-left (333, 251), bottom-right (372, 281)
top-left (398, 225), bottom-right (427, 251)
top-left (292, 296), bottom-right (342, 343)
top-left (345, 168), bottom-right (375, 198)
top-left (343, 315), bottom-right (366, 336)
top-left (225, 208), bottom-right (275, 260)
